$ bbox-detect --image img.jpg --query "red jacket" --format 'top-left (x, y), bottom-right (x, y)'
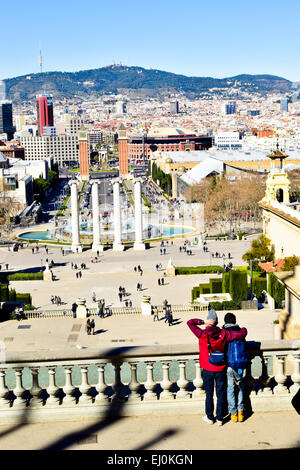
top-left (187, 319), bottom-right (247, 372)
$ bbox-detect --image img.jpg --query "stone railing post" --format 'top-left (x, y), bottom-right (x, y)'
top-left (0, 369), bottom-right (10, 407)
top-left (62, 366), bottom-right (76, 405)
top-left (78, 366), bottom-right (92, 404)
top-left (274, 356), bottom-right (288, 394)
top-left (29, 367), bottom-right (43, 407)
top-left (111, 361), bottom-right (124, 402)
top-left (258, 355), bottom-right (273, 396)
top-left (143, 362), bottom-right (156, 400)
top-left (176, 361), bottom-right (189, 399)
top-left (13, 368), bottom-right (27, 408)
top-left (95, 363), bottom-right (108, 402)
top-left (160, 361), bottom-right (173, 400)
top-left (192, 360), bottom-right (204, 398)
top-left (46, 367), bottom-right (60, 406)
top-left (127, 362), bottom-right (140, 401)
top-left (290, 353), bottom-right (300, 394)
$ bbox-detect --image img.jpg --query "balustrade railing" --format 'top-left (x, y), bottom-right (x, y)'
top-left (0, 340), bottom-right (299, 423)
top-left (23, 303), bottom-right (208, 319)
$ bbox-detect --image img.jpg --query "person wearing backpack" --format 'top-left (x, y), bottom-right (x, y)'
top-left (187, 309), bottom-right (247, 426)
top-left (223, 312), bottom-right (249, 423)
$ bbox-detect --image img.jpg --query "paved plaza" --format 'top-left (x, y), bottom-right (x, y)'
top-left (3, 225), bottom-right (254, 310)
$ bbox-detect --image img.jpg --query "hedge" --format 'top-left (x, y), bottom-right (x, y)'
top-left (176, 266), bottom-right (225, 275)
top-left (268, 273), bottom-right (285, 308)
top-left (208, 301), bottom-right (242, 311)
top-left (252, 277), bottom-right (267, 298)
top-left (7, 272), bottom-right (43, 281)
top-left (210, 278), bottom-right (223, 293)
top-left (16, 293), bottom-right (32, 304)
top-left (0, 284), bottom-right (8, 302)
top-left (229, 270), bottom-right (248, 303)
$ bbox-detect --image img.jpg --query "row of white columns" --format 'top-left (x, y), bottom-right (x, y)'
top-left (69, 178), bottom-right (145, 253)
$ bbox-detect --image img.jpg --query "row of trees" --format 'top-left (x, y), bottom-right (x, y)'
top-left (184, 174), bottom-right (266, 234)
top-left (151, 162), bottom-right (172, 196)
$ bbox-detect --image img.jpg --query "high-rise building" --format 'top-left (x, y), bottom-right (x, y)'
top-left (247, 110), bottom-right (260, 116)
top-left (0, 81), bottom-right (6, 101)
top-left (222, 101), bottom-right (236, 115)
top-left (170, 101), bottom-right (179, 114)
top-left (36, 94), bottom-right (54, 136)
top-left (115, 101), bottom-right (127, 114)
top-left (280, 97), bottom-right (289, 112)
top-left (0, 101), bottom-right (14, 140)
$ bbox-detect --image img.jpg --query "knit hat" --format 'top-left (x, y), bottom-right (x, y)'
top-left (206, 309), bottom-right (218, 324)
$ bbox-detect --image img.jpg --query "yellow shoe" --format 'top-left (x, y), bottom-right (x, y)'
top-left (231, 413), bottom-right (238, 422)
top-left (238, 410), bottom-right (244, 422)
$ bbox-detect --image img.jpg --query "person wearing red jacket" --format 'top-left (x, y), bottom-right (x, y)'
top-left (187, 309), bottom-right (247, 426)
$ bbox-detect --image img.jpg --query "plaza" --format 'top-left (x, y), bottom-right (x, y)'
top-left (3, 228), bottom-right (254, 311)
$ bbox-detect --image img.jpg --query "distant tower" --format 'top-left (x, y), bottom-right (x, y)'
top-left (39, 49), bottom-right (43, 73)
top-left (78, 126), bottom-right (90, 181)
top-left (36, 94), bottom-right (54, 136)
top-left (261, 146), bottom-right (290, 204)
top-left (170, 101), bottom-right (179, 114)
top-left (0, 81), bottom-right (6, 101)
top-left (280, 97), bottom-right (289, 112)
top-left (118, 123), bottom-right (129, 176)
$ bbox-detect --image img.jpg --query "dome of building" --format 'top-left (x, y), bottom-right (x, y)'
top-left (165, 157), bottom-right (173, 163)
top-left (178, 166), bottom-right (186, 172)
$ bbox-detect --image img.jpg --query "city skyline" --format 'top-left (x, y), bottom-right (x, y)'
top-left (2, 0), bottom-right (300, 82)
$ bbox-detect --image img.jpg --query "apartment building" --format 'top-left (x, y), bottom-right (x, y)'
top-left (20, 135), bottom-right (79, 165)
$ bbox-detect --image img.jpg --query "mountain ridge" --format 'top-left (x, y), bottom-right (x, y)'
top-left (3, 65), bottom-right (292, 103)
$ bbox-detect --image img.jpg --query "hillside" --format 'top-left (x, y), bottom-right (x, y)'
top-left (4, 65), bottom-right (292, 103)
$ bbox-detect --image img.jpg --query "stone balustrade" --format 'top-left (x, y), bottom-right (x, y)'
top-left (23, 303), bottom-right (208, 319)
top-left (0, 340), bottom-right (299, 424)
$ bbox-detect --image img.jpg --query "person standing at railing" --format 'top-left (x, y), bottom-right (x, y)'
top-left (187, 310), bottom-right (247, 427)
top-left (222, 312), bottom-right (248, 423)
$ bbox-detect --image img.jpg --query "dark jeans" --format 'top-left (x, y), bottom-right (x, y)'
top-left (202, 369), bottom-right (227, 421)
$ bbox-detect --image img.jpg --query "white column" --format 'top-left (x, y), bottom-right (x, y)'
top-left (134, 178), bottom-right (145, 250)
top-left (92, 181), bottom-right (104, 252)
top-left (113, 178), bottom-right (124, 251)
top-left (69, 180), bottom-right (82, 253)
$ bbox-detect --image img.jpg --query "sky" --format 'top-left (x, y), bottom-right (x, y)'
top-left (1, 0), bottom-right (300, 82)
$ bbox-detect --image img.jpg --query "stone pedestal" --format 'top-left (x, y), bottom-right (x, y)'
top-left (166, 258), bottom-right (176, 277)
top-left (141, 295), bottom-right (152, 315)
top-left (43, 268), bottom-right (53, 281)
top-left (76, 298), bottom-right (88, 318)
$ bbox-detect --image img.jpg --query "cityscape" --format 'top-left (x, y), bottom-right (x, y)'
top-left (0, 0), bottom-right (299, 456)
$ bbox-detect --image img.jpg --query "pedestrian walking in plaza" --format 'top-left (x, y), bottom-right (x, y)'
top-left (153, 306), bottom-right (159, 322)
top-left (187, 310), bottom-right (247, 426)
top-left (158, 278), bottom-right (161, 286)
top-left (71, 302), bottom-right (77, 318)
top-left (90, 318), bottom-right (95, 335)
top-left (51, 295), bottom-right (54, 304)
top-left (92, 292), bottom-right (96, 302)
top-left (86, 318), bottom-right (91, 335)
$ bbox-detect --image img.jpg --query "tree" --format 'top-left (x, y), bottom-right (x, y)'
top-left (242, 234), bottom-right (275, 266)
top-left (33, 178), bottom-right (51, 202)
top-left (282, 255), bottom-right (299, 271)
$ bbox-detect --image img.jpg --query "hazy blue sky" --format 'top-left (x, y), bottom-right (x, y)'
top-left (2, 0), bottom-right (300, 81)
